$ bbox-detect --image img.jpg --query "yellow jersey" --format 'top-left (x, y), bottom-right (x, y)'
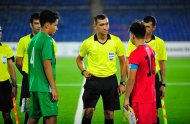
top-left (126, 35), bottom-right (167, 72)
top-left (16, 34), bottom-right (57, 73)
top-left (79, 34), bottom-right (126, 77)
top-left (0, 42), bottom-right (14, 81)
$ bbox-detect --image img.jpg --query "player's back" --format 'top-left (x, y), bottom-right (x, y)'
top-left (129, 45), bottom-right (156, 103)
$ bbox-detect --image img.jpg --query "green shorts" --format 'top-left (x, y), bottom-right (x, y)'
top-left (29, 92), bottom-right (58, 119)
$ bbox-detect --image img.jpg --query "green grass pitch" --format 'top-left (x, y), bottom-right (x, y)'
top-left (0, 57), bottom-right (190, 124)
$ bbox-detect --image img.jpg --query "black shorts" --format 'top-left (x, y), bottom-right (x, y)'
top-left (82, 74), bottom-right (120, 111)
top-left (20, 72), bottom-right (30, 106)
top-left (0, 80), bottom-right (13, 112)
top-left (155, 73), bottom-right (161, 109)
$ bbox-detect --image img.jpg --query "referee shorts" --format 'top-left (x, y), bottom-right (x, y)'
top-left (0, 80), bottom-right (13, 112)
top-left (20, 72), bottom-right (30, 106)
top-left (155, 73), bottom-right (161, 109)
top-left (82, 74), bottom-right (120, 111)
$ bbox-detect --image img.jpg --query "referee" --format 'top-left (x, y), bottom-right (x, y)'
top-left (126, 16), bottom-right (167, 123)
top-left (76, 14), bottom-right (126, 124)
top-left (0, 26), bottom-right (17, 124)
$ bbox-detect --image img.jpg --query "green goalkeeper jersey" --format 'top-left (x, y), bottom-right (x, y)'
top-left (28, 32), bottom-right (56, 92)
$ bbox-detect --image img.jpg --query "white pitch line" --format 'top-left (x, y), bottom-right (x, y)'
top-left (167, 83), bottom-right (190, 86)
top-left (17, 83), bottom-right (82, 87)
top-left (74, 79), bottom-right (86, 124)
top-left (17, 82), bottom-right (190, 87)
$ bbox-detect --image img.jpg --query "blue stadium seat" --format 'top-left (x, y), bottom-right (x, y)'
top-left (104, 8), bottom-right (190, 41)
top-left (0, 8), bottom-right (91, 42)
top-left (0, 0), bottom-right (190, 41)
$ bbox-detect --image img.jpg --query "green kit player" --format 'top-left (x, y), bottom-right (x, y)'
top-left (27, 10), bottom-right (59, 124)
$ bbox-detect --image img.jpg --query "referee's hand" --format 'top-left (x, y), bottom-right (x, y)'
top-left (12, 87), bottom-right (17, 98)
top-left (83, 71), bottom-right (94, 79)
top-left (118, 85), bottom-right (126, 96)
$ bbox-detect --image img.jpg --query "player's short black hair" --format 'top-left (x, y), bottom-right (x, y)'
top-left (30, 12), bottom-right (40, 23)
top-left (40, 10), bottom-right (60, 27)
top-left (143, 16), bottom-right (157, 26)
top-left (129, 20), bottom-right (146, 39)
top-left (94, 14), bottom-right (108, 24)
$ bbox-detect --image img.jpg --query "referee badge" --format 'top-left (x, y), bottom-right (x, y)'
top-left (2, 56), bottom-right (7, 64)
top-left (109, 52), bottom-right (114, 60)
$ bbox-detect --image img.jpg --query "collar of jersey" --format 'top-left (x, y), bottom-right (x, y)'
top-left (145, 35), bottom-right (155, 43)
top-left (94, 34), bottom-right (111, 45)
top-left (30, 33), bottom-right (34, 38)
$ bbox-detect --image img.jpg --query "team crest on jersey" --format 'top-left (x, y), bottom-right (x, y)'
top-left (1, 56), bottom-right (7, 64)
top-left (109, 52), bottom-right (114, 60)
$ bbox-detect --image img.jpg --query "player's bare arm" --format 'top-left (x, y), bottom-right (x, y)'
top-left (126, 57), bottom-right (129, 78)
top-left (124, 69), bottom-right (136, 108)
top-left (43, 60), bottom-right (58, 101)
top-left (8, 59), bottom-right (17, 98)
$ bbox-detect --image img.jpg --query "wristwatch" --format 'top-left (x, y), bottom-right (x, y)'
top-left (11, 83), bottom-right (18, 88)
top-left (81, 70), bottom-right (86, 75)
top-left (120, 81), bottom-right (126, 87)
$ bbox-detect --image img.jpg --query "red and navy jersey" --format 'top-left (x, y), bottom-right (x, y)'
top-left (129, 45), bottom-right (156, 103)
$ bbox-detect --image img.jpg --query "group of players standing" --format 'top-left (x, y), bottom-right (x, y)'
top-left (0, 9), bottom-right (167, 124)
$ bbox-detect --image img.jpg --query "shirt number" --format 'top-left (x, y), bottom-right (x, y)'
top-left (145, 54), bottom-right (155, 77)
top-left (30, 47), bottom-right (34, 67)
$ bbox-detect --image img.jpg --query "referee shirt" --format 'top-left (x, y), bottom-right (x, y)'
top-left (126, 35), bottom-right (167, 72)
top-left (79, 34), bottom-right (125, 77)
top-left (16, 34), bottom-right (33, 74)
top-left (16, 34), bottom-right (57, 74)
top-left (0, 42), bottom-right (14, 81)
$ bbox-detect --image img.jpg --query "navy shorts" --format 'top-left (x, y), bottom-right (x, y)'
top-left (0, 80), bottom-right (13, 112)
top-left (82, 74), bottom-right (120, 111)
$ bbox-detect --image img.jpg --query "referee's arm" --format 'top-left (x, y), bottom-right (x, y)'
top-left (119, 55), bottom-right (127, 83)
top-left (7, 57), bottom-right (17, 98)
top-left (118, 55), bottom-right (127, 95)
top-left (16, 57), bottom-right (23, 74)
top-left (159, 60), bottom-right (166, 97)
top-left (76, 55), bottom-right (85, 72)
top-left (76, 55), bottom-right (93, 78)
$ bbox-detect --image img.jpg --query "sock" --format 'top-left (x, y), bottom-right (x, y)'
top-left (82, 116), bottom-right (92, 124)
top-left (4, 118), bottom-right (13, 124)
top-left (157, 116), bottom-right (160, 124)
top-left (105, 119), bottom-right (113, 124)
top-left (3, 112), bottom-right (13, 124)
top-left (24, 112), bottom-right (29, 124)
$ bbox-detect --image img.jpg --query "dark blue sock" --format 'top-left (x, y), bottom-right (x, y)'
top-left (105, 119), bottom-right (113, 124)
